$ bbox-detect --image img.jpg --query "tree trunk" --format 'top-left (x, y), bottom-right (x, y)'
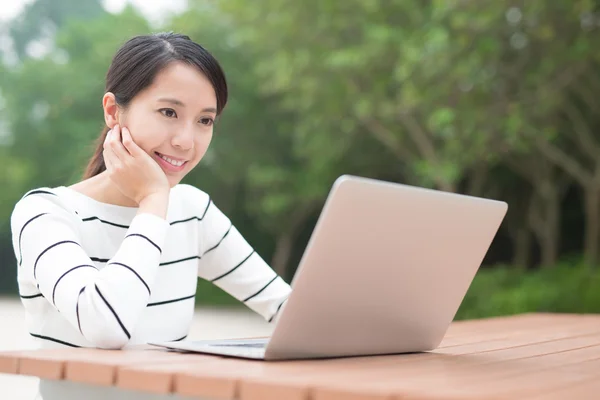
top-left (466, 166), bottom-right (487, 197)
top-left (512, 226), bottom-right (532, 268)
top-left (505, 184), bottom-right (535, 269)
top-left (270, 201), bottom-right (320, 279)
top-left (538, 218), bottom-right (559, 268)
top-left (528, 182), bottom-right (562, 268)
top-left (539, 200), bottom-right (560, 267)
top-left (437, 180), bottom-right (456, 193)
top-left (583, 186), bottom-right (600, 267)
top-left (271, 231), bottom-right (294, 278)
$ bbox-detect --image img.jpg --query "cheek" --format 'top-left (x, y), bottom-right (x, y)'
top-left (123, 113), bottom-right (164, 153)
top-left (190, 134), bottom-right (213, 164)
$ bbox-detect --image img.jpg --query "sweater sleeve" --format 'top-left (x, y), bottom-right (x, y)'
top-left (11, 193), bottom-right (168, 349)
top-left (194, 192), bottom-right (291, 323)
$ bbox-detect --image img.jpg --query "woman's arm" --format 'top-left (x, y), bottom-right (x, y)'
top-left (12, 191), bottom-right (169, 349)
top-left (193, 189), bottom-right (291, 323)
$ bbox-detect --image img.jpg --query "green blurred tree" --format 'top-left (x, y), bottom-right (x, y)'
top-left (8, 0), bottom-right (106, 61)
top-left (0, 8), bottom-right (152, 223)
top-left (172, 7), bottom-right (356, 277)
top-left (216, 0), bottom-right (600, 267)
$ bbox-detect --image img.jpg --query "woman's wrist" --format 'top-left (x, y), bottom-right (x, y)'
top-left (138, 191), bottom-right (170, 219)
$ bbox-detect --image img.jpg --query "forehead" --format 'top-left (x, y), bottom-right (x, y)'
top-left (137, 61), bottom-right (217, 108)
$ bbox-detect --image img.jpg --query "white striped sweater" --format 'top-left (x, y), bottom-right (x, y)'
top-left (10, 184), bottom-right (291, 350)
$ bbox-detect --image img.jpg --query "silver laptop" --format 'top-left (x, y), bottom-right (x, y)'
top-left (150, 175), bottom-right (508, 360)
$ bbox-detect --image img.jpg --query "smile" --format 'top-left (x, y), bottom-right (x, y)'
top-left (154, 152), bottom-right (188, 171)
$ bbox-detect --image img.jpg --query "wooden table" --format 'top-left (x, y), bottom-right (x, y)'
top-left (1, 313), bottom-right (600, 399)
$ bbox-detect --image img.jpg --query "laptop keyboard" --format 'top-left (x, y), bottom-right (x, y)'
top-left (205, 343), bottom-right (267, 358)
top-left (208, 343), bottom-right (266, 348)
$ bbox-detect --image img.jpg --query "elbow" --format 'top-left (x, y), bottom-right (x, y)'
top-left (89, 334), bottom-right (129, 350)
top-left (83, 327), bottom-right (130, 350)
top-left (98, 339), bottom-right (129, 350)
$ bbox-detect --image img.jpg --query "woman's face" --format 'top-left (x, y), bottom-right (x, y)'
top-left (114, 61), bottom-right (217, 188)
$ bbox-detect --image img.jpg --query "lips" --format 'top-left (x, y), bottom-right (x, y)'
top-left (155, 152), bottom-right (186, 166)
top-left (154, 152), bottom-right (188, 172)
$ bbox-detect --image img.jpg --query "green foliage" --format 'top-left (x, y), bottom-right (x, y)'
top-left (0, 8), bottom-right (152, 224)
top-left (1, 0), bottom-right (600, 315)
top-left (456, 261), bottom-right (600, 320)
top-left (195, 278), bottom-right (241, 306)
top-left (8, 0), bottom-right (105, 60)
top-left (196, 259), bottom-right (600, 317)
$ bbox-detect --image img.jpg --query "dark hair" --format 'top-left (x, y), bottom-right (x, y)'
top-left (83, 32), bottom-right (228, 179)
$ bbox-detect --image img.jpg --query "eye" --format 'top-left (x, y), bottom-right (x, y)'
top-left (159, 108), bottom-right (177, 118)
top-left (200, 117), bottom-right (214, 126)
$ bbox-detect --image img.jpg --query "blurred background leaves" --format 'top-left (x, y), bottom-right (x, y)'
top-left (2, 0), bottom-right (600, 319)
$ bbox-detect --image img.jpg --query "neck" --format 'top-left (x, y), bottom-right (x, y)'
top-left (71, 171), bottom-right (139, 208)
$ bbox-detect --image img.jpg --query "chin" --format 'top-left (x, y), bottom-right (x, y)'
top-left (168, 177), bottom-right (183, 188)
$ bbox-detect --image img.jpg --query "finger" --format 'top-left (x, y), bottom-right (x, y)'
top-left (103, 146), bottom-right (121, 171)
top-left (121, 127), bottom-right (143, 157)
top-left (103, 129), bottom-right (118, 170)
top-left (103, 149), bottom-right (113, 171)
top-left (109, 125), bottom-right (130, 160)
top-left (103, 128), bottom-right (112, 149)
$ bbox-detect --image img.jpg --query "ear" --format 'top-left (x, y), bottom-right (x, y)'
top-left (102, 92), bottom-right (120, 128)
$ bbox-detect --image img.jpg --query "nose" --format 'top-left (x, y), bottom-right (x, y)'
top-left (171, 124), bottom-right (194, 151)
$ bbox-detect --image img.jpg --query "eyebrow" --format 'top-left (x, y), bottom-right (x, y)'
top-left (157, 97), bottom-right (217, 113)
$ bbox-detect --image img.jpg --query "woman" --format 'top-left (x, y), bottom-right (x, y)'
top-left (10, 32), bottom-right (291, 399)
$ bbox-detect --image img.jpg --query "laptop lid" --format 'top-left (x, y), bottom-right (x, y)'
top-left (264, 175), bottom-right (508, 360)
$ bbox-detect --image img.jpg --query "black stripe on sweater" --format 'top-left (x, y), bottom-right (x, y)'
top-left (76, 287), bottom-right (85, 335)
top-left (23, 190), bottom-right (57, 199)
top-left (202, 224), bottom-right (232, 257)
top-left (147, 294), bottom-right (195, 307)
top-left (52, 264), bottom-right (97, 305)
top-left (18, 213), bottom-right (48, 266)
top-left (30, 333), bottom-right (81, 348)
top-left (91, 255), bottom-right (201, 267)
top-left (170, 216), bottom-right (200, 226)
top-left (244, 276), bottom-right (278, 302)
top-left (33, 241), bottom-right (80, 280)
top-left (81, 207), bottom-right (215, 229)
top-left (20, 293), bottom-right (44, 299)
top-left (95, 284), bottom-right (130, 339)
top-left (201, 198), bottom-right (212, 219)
top-left (125, 233), bottom-right (162, 253)
top-left (268, 298), bottom-right (287, 323)
top-left (108, 262), bottom-right (151, 295)
top-left (159, 255), bottom-right (200, 266)
top-left (210, 251), bottom-right (255, 283)
top-left (81, 216), bottom-right (129, 229)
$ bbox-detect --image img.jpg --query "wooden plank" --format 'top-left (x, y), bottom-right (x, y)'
top-left (257, 333), bottom-right (600, 400)
top-left (116, 355), bottom-right (233, 395)
top-left (11, 347), bottom-right (197, 383)
top-left (65, 349), bottom-right (210, 387)
top-left (523, 374), bottom-right (600, 400)
top-left (242, 328), bottom-right (600, 400)
top-left (310, 340), bottom-right (600, 399)
top-left (397, 353), bottom-right (600, 399)
top-left (440, 313), bottom-right (600, 347)
top-left (16, 348), bottom-right (85, 380)
top-left (122, 353), bottom-right (421, 399)
top-left (3, 313), bottom-right (599, 399)
top-left (122, 357), bottom-right (328, 399)
top-left (15, 348), bottom-right (153, 381)
top-left (111, 315), bottom-right (600, 399)
top-left (438, 326), bottom-right (600, 356)
top-left (439, 316), bottom-right (600, 348)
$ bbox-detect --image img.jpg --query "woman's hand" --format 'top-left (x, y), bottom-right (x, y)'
top-left (103, 124), bottom-right (170, 205)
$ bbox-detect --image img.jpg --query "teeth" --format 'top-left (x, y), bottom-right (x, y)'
top-left (158, 153), bottom-right (185, 167)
